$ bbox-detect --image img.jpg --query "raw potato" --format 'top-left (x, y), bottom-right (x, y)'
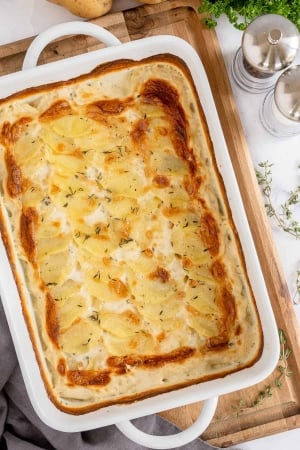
top-left (135, 1), bottom-right (165, 3)
top-left (48, 0), bottom-right (112, 18)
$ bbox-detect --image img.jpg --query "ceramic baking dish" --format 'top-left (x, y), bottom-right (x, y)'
top-left (0, 21), bottom-right (279, 449)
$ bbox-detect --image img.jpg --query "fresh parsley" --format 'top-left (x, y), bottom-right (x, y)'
top-left (198, 0), bottom-right (300, 31)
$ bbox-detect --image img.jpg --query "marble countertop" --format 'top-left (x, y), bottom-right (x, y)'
top-left (0, 1), bottom-right (299, 449)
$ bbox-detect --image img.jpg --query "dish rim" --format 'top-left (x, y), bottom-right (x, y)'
top-left (0, 33), bottom-right (279, 432)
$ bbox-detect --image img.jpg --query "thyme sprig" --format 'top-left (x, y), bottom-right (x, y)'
top-left (293, 270), bottom-right (300, 305)
top-left (255, 161), bottom-right (300, 239)
top-left (230, 329), bottom-right (292, 418)
top-left (275, 329), bottom-right (293, 386)
top-left (256, 161), bottom-right (300, 305)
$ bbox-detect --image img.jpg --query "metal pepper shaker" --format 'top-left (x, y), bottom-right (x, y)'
top-left (231, 14), bottom-right (299, 93)
top-left (260, 64), bottom-right (300, 137)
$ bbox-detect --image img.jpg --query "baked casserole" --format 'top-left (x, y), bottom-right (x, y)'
top-left (0, 54), bottom-right (263, 414)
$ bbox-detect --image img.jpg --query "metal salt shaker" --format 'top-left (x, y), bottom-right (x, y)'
top-left (231, 14), bottom-right (299, 93)
top-left (260, 64), bottom-right (300, 137)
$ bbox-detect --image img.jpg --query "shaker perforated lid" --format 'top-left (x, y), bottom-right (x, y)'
top-left (242, 14), bottom-right (299, 74)
top-left (275, 65), bottom-right (300, 122)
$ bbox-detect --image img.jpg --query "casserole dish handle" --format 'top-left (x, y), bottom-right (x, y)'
top-left (116, 396), bottom-right (218, 449)
top-left (22, 21), bottom-right (121, 70)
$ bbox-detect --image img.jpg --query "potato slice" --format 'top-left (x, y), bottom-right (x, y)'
top-left (39, 250), bottom-right (74, 284)
top-left (50, 116), bottom-right (97, 138)
top-left (101, 310), bottom-right (141, 338)
top-left (36, 234), bottom-right (72, 261)
top-left (104, 332), bottom-right (156, 356)
top-left (57, 294), bottom-right (88, 329)
top-left (60, 319), bottom-right (102, 354)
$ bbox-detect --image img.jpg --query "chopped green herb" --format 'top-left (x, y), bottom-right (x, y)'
top-left (95, 225), bottom-right (102, 235)
top-left (93, 271), bottom-right (101, 280)
top-left (119, 238), bottom-right (133, 246)
top-left (66, 186), bottom-right (77, 198)
top-left (89, 311), bottom-right (99, 321)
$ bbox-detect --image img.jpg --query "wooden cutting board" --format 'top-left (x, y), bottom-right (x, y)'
top-left (1, 1), bottom-right (299, 447)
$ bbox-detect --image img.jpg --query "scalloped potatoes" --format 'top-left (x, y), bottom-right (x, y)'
top-left (0, 54), bottom-right (263, 414)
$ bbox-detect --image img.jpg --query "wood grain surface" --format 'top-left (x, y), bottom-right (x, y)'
top-left (0, 1), bottom-right (299, 447)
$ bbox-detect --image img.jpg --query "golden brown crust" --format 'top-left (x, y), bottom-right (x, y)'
top-left (0, 53), bottom-right (263, 414)
top-left (39, 100), bottom-right (73, 121)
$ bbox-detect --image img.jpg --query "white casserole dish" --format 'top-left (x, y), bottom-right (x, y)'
top-left (0, 21), bottom-right (279, 449)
